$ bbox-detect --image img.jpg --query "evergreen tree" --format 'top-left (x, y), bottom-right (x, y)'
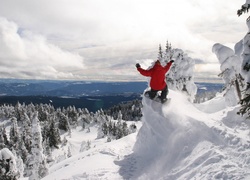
top-left (165, 40), bottom-right (173, 61)
top-left (104, 99), bottom-right (142, 121)
top-left (22, 113), bottom-right (32, 152)
top-left (237, 1), bottom-right (250, 117)
top-left (61, 136), bottom-right (68, 146)
top-left (116, 124), bottom-right (123, 140)
top-left (20, 139), bottom-right (28, 165)
top-left (129, 123), bottom-right (137, 133)
top-left (102, 122), bottom-right (108, 136)
top-left (16, 155), bottom-right (24, 178)
top-left (37, 105), bottom-right (49, 122)
top-left (0, 127), bottom-right (8, 149)
top-left (237, 2), bottom-right (250, 16)
top-left (58, 112), bottom-right (70, 132)
top-left (0, 148), bottom-right (20, 180)
top-left (9, 117), bottom-right (19, 149)
top-left (26, 112), bottom-right (48, 179)
top-left (14, 102), bottom-right (22, 122)
top-left (213, 43), bottom-right (244, 106)
top-left (47, 118), bottom-right (61, 149)
top-left (158, 44), bottom-right (163, 60)
top-left (108, 120), bottom-right (113, 134)
top-left (122, 122), bottom-right (128, 137)
top-left (163, 42), bottom-right (197, 101)
top-left (2, 127), bottom-right (9, 147)
top-left (0, 132), bottom-right (5, 149)
top-left (112, 122), bottom-right (117, 137)
top-left (45, 146), bottom-right (54, 163)
top-left (67, 106), bottom-right (78, 125)
top-left (82, 121), bottom-right (86, 130)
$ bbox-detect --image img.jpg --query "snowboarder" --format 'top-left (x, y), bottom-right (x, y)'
top-left (136, 59), bottom-right (174, 103)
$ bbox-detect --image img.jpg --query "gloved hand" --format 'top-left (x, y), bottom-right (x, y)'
top-left (170, 60), bottom-right (174, 63)
top-left (136, 63), bottom-right (141, 68)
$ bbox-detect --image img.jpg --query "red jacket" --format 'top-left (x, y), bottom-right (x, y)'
top-left (137, 62), bottom-right (173, 90)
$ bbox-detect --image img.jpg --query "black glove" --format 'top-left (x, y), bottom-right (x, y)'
top-left (170, 60), bottom-right (174, 63)
top-left (136, 63), bottom-right (141, 68)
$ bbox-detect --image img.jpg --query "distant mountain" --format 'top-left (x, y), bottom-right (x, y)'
top-left (196, 82), bottom-right (224, 94)
top-left (0, 79), bottom-right (223, 97)
top-left (0, 79), bottom-right (223, 112)
top-left (0, 80), bottom-right (148, 97)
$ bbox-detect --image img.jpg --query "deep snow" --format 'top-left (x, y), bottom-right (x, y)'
top-left (33, 90), bottom-right (250, 180)
top-left (132, 90), bottom-right (250, 179)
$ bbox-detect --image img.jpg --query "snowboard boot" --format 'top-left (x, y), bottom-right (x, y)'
top-left (161, 98), bottom-right (167, 103)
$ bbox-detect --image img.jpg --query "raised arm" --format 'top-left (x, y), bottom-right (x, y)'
top-left (136, 63), bottom-right (152, 77)
top-left (164, 60), bottom-right (174, 71)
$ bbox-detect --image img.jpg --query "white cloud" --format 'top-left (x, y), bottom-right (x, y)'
top-left (0, 0), bottom-right (248, 81)
top-left (0, 17), bottom-right (85, 80)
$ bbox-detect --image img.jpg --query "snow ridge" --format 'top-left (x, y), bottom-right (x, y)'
top-left (129, 90), bottom-right (250, 180)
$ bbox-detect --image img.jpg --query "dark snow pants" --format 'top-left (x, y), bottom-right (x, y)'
top-left (145, 85), bottom-right (168, 100)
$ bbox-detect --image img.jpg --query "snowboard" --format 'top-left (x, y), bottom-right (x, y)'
top-left (144, 93), bottom-right (171, 105)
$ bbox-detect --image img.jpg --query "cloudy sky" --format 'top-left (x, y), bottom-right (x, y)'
top-left (0, 0), bottom-right (249, 82)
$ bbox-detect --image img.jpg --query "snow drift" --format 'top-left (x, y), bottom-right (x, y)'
top-left (126, 90), bottom-right (250, 179)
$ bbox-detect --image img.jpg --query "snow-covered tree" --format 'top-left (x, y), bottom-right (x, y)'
top-left (67, 106), bottom-right (78, 125)
top-left (19, 138), bottom-right (28, 165)
top-left (211, 1), bottom-right (250, 117)
top-left (0, 132), bottom-right (5, 149)
top-left (14, 102), bottom-right (22, 122)
top-left (102, 122), bottom-right (108, 136)
top-left (26, 112), bottom-right (48, 179)
top-left (58, 112), bottom-right (70, 132)
top-left (45, 147), bottom-right (54, 163)
top-left (47, 118), bottom-right (61, 149)
top-left (129, 123), bottom-right (137, 133)
top-left (9, 117), bottom-right (20, 149)
top-left (238, 1), bottom-right (250, 117)
top-left (116, 118), bottom-right (123, 140)
top-left (117, 110), bottom-right (123, 121)
top-left (212, 43), bottom-right (243, 106)
top-left (37, 105), bottom-right (49, 122)
top-left (122, 122), bottom-right (129, 137)
top-left (0, 148), bottom-right (20, 180)
top-left (0, 127), bottom-right (8, 149)
top-left (164, 41), bottom-right (174, 61)
top-left (237, 0), bottom-right (250, 17)
top-left (22, 113), bottom-right (32, 152)
top-left (159, 42), bottom-right (197, 101)
top-left (16, 155), bottom-right (24, 178)
top-left (158, 44), bottom-right (163, 60)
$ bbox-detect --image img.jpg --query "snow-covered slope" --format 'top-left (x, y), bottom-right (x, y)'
top-left (39, 125), bottom-right (141, 180)
top-left (131, 90), bottom-right (250, 179)
top-left (40, 90), bottom-right (250, 180)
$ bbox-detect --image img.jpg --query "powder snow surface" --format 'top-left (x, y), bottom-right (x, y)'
top-left (132, 90), bottom-right (250, 179)
top-left (37, 90), bottom-right (250, 180)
